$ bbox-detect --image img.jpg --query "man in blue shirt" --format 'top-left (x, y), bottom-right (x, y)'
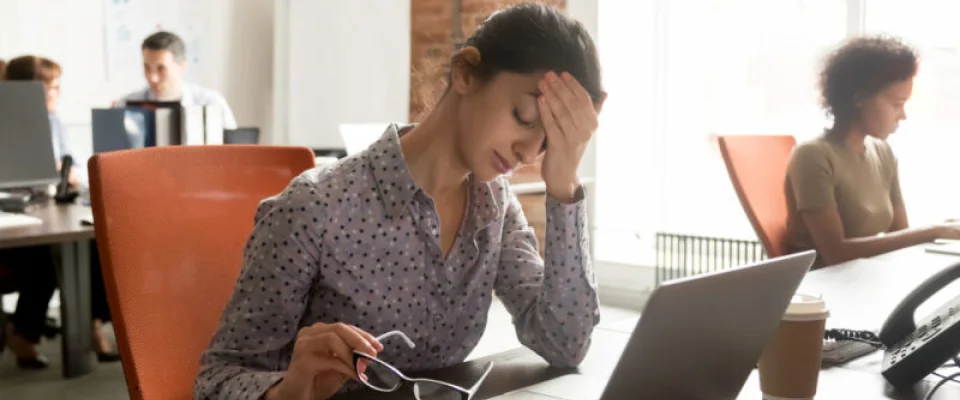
top-left (118, 31), bottom-right (237, 129)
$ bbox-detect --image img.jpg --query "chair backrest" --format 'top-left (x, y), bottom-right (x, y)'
top-left (88, 145), bottom-right (315, 400)
top-left (717, 135), bottom-right (796, 258)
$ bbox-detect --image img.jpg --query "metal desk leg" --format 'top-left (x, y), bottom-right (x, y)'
top-left (58, 240), bottom-right (95, 378)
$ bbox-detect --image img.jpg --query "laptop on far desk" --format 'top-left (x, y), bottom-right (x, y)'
top-left (925, 239), bottom-right (960, 256)
top-left (224, 127), bottom-right (260, 144)
top-left (491, 251), bottom-right (816, 400)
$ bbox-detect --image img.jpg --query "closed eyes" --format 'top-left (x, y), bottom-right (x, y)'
top-left (513, 109), bottom-right (547, 153)
top-left (513, 109), bottom-right (536, 129)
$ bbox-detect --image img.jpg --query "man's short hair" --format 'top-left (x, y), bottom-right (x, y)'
top-left (142, 31), bottom-right (186, 62)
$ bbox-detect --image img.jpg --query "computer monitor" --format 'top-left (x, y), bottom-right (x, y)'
top-left (125, 100), bottom-right (182, 110)
top-left (125, 100), bottom-right (182, 146)
top-left (92, 107), bottom-right (153, 153)
top-left (0, 81), bottom-right (58, 190)
top-left (224, 127), bottom-right (260, 144)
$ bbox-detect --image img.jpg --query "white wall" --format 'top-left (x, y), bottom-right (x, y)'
top-left (568, 0), bottom-right (652, 309)
top-left (568, 0), bottom-right (599, 233)
top-left (0, 0), bottom-right (275, 157)
top-left (274, 0), bottom-right (411, 149)
top-left (203, 0), bottom-right (276, 143)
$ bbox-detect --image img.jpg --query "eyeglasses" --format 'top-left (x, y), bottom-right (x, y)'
top-left (353, 331), bottom-right (494, 400)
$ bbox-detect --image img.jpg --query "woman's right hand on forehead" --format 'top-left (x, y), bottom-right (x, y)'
top-left (265, 322), bottom-right (383, 400)
top-left (537, 71), bottom-right (606, 203)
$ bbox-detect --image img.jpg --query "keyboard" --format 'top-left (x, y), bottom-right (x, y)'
top-left (0, 211), bottom-right (43, 229)
top-left (822, 339), bottom-right (878, 364)
top-left (926, 240), bottom-right (960, 256)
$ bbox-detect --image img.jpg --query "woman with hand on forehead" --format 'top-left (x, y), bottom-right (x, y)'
top-left (196, 4), bottom-right (606, 399)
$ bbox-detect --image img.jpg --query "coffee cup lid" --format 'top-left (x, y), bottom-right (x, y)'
top-left (783, 293), bottom-right (829, 321)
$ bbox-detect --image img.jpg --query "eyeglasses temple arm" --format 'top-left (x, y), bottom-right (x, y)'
top-left (375, 330), bottom-right (416, 349)
top-left (468, 362), bottom-right (495, 394)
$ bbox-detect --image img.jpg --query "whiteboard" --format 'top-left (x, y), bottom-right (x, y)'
top-left (275, 0), bottom-right (410, 148)
top-left (1, 0), bottom-right (132, 126)
top-left (0, 0), bottom-right (270, 158)
top-left (0, 0), bottom-right (213, 124)
top-left (101, 0), bottom-right (210, 82)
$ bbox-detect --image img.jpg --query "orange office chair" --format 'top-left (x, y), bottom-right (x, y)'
top-left (88, 145), bottom-right (315, 400)
top-left (717, 135), bottom-right (796, 258)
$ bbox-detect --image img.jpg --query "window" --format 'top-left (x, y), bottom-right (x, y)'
top-left (596, 0), bottom-right (849, 264)
top-left (865, 1), bottom-right (960, 226)
top-left (594, 0), bottom-right (659, 264)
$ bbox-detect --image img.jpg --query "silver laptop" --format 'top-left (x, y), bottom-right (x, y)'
top-left (494, 250), bottom-right (816, 400)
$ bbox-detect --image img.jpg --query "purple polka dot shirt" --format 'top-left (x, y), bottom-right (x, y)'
top-left (195, 124), bottom-right (599, 399)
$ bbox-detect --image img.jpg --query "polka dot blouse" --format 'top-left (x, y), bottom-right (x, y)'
top-left (195, 124), bottom-right (600, 399)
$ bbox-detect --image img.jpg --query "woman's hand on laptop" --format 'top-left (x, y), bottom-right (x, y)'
top-left (265, 322), bottom-right (383, 400)
top-left (933, 223), bottom-right (960, 240)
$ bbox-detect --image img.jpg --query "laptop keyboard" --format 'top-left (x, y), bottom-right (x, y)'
top-left (822, 339), bottom-right (878, 364)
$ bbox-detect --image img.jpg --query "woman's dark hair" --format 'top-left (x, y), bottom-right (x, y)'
top-left (2, 55), bottom-right (62, 83)
top-left (820, 35), bottom-right (918, 130)
top-left (451, 3), bottom-right (603, 103)
top-left (0, 59), bottom-right (6, 80)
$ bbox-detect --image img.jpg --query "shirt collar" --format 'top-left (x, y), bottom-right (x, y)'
top-left (365, 123), bottom-right (503, 228)
top-left (465, 175), bottom-right (501, 235)
top-left (145, 82), bottom-right (194, 104)
top-left (366, 123), bottom-right (420, 220)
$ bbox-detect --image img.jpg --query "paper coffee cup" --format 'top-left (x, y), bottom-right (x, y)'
top-left (758, 294), bottom-right (829, 400)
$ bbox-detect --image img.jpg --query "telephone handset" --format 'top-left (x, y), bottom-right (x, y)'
top-left (879, 261), bottom-right (960, 388)
top-left (53, 155), bottom-right (79, 204)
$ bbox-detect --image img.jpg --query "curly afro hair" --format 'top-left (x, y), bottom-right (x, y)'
top-left (820, 35), bottom-right (918, 130)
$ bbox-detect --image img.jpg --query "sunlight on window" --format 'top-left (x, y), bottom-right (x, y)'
top-left (867, 1), bottom-right (960, 225)
top-left (595, 0), bottom-right (658, 262)
top-left (595, 0), bottom-right (846, 263)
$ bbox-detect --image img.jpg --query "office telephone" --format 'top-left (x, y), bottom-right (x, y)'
top-left (878, 260), bottom-right (960, 388)
top-left (53, 155), bottom-right (79, 204)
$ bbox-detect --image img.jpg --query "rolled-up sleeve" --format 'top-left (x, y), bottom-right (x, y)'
top-left (195, 176), bottom-right (323, 399)
top-left (493, 187), bottom-right (600, 367)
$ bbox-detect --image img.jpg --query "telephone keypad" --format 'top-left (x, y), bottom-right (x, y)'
top-left (882, 298), bottom-right (960, 388)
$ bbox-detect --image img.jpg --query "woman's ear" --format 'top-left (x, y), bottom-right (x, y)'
top-left (451, 46), bottom-right (482, 96)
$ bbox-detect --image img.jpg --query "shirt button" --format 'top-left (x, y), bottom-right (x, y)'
top-left (433, 314), bottom-right (444, 323)
top-left (430, 345), bottom-right (441, 353)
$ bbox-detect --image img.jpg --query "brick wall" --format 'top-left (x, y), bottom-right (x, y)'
top-left (410, 0), bottom-right (566, 122)
top-left (409, 0), bottom-right (565, 184)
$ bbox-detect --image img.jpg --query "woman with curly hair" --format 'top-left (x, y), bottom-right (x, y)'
top-left (785, 35), bottom-right (960, 267)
